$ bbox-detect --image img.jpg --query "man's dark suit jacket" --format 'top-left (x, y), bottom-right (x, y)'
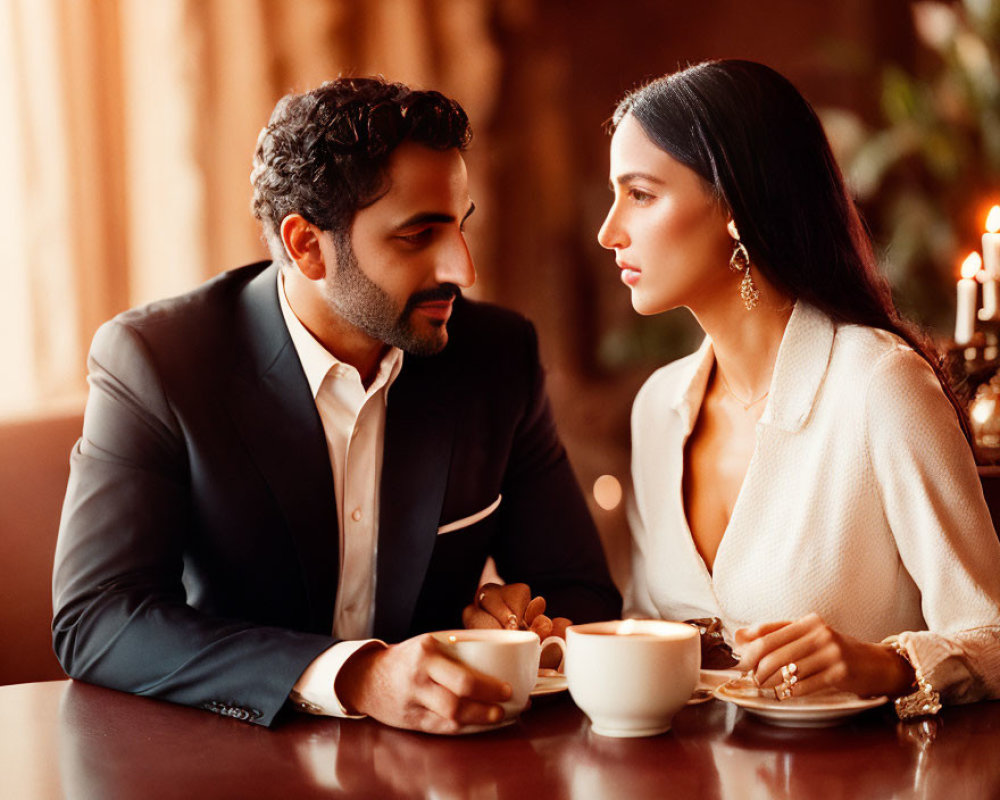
top-left (52, 261), bottom-right (621, 726)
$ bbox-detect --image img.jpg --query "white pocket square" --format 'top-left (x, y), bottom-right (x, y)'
top-left (437, 494), bottom-right (502, 535)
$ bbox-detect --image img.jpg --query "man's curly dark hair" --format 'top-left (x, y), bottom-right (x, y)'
top-left (251, 77), bottom-right (472, 263)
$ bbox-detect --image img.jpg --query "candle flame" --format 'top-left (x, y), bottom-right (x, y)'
top-left (987, 206), bottom-right (1000, 234)
top-left (962, 251), bottom-right (983, 279)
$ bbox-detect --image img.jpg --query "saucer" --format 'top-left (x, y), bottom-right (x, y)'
top-left (713, 675), bottom-right (888, 727)
top-left (532, 672), bottom-right (568, 696)
top-left (687, 668), bottom-right (742, 705)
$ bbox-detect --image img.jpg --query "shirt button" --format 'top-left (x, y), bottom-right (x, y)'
top-left (351, 508), bottom-right (362, 522)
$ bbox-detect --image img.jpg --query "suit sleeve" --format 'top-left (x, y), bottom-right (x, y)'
top-left (490, 320), bottom-right (622, 623)
top-left (52, 320), bottom-right (335, 726)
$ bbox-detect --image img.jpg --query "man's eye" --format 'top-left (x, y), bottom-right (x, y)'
top-left (398, 228), bottom-right (433, 245)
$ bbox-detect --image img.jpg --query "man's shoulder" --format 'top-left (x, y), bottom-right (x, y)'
top-left (111, 261), bottom-right (272, 336)
top-left (90, 262), bottom-right (280, 375)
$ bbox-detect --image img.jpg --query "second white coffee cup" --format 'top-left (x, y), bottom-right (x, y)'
top-left (565, 619), bottom-right (700, 738)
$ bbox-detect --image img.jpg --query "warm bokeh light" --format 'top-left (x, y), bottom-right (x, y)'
top-left (592, 474), bottom-right (623, 511)
top-left (972, 394), bottom-right (996, 425)
top-left (962, 251), bottom-right (983, 279)
top-left (987, 205), bottom-right (1000, 234)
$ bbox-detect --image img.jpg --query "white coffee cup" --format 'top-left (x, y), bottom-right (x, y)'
top-left (565, 619), bottom-right (700, 738)
top-left (432, 629), bottom-right (566, 722)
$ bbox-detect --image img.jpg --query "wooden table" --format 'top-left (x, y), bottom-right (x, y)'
top-left (3, 680), bottom-right (999, 799)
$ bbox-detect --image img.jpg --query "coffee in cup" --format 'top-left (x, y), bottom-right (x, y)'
top-left (565, 619), bottom-right (700, 738)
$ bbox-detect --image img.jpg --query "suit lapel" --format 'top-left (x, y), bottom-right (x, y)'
top-left (227, 264), bottom-right (340, 633)
top-left (373, 355), bottom-right (456, 642)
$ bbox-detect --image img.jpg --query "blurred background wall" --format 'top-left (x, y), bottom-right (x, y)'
top-left (2, 0), bottom-right (997, 587)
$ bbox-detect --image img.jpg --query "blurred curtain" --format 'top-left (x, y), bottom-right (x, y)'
top-left (0, 0), bottom-right (501, 418)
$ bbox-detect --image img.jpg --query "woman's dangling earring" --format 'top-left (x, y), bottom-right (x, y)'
top-left (727, 220), bottom-right (759, 311)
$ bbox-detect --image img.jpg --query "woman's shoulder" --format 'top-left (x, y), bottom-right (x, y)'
top-left (828, 323), bottom-right (946, 421)
top-left (831, 323), bottom-right (934, 384)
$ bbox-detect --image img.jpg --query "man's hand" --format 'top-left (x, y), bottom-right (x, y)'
top-left (334, 635), bottom-right (513, 734)
top-left (462, 583), bottom-right (571, 669)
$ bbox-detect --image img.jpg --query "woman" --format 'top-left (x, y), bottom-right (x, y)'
top-left (598, 60), bottom-right (1000, 717)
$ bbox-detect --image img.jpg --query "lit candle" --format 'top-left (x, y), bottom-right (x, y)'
top-left (981, 206), bottom-right (1000, 321)
top-left (956, 251), bottom-right (982, 345)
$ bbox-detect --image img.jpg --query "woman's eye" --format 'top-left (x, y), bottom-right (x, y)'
top-left (628, 188), bottom-right (654, 204)
top-left (398, 228), bottom-right (433, 245)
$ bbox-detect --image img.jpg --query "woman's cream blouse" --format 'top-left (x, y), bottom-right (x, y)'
top-left (628, 301), bottom-right (1000, 704)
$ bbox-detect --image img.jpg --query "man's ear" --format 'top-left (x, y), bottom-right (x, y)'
top-left (280, 214), bottom-right (326, 280)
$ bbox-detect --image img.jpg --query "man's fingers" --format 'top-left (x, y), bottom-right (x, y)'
top-left (414, 682), bottom-right (504, 731)
top-left (462, 605), bottom-right (503, 630)
top-left (500, 583), bottom-right (531, 623)
top-left (529, 613), bottom-right (553, 640)
top-left (424, 651), bottom-right (512, 704)
top-left (476, 583), bottom-right (519, 630)
top-left (524, 596), bottom-right (546, 625)
top-left (453, 699), bottom-right (506, 726)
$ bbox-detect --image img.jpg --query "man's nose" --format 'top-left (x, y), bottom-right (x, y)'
top-left (597, 204), bottom-right (627, 250)
top-left (435, 234), bottom-right (476, 288)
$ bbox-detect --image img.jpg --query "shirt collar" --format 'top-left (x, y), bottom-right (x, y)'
top-left (277, 270), bottom-right (404, 399)
top-left (668, 301), bottom-right (836, 433)
top-left (762, 301), bottom-right (835, 432)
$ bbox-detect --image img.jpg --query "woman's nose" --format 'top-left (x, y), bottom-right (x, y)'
top-left (597, 205), bottom-right (626, 250)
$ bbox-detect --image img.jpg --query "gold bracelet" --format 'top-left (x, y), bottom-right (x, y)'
top-left (885, 637), bottom-right (941, 720)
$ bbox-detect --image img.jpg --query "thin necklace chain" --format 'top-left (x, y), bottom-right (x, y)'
top-left (717, 372), bottom-right (769, 411)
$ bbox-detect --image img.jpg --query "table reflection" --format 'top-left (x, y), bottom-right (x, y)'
top-left (707, 706), bottom-right (1000, 800)
top-left (57, 684), bottom-right (575, 799)
top-left (44, 680), bottom-right (1000, 800)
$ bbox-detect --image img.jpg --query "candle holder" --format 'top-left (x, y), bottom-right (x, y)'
top-left (944, 333), bottom-right (994, 400)
top-left (943, 331), bottom-right (1000, 465)
top-left (970, 372), bottom-right (1000, 464)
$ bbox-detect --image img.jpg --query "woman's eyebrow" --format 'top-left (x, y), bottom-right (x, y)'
top-left (612, 172), bottom-right (665, 187)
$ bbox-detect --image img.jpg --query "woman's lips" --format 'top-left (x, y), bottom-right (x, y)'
top-left (619, 263), bottom-right (641, 287)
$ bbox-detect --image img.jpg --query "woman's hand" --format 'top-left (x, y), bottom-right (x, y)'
top-left (461, 583), bottom-right (571, 668)
top-left (735, 613), bottom-right (914, 699)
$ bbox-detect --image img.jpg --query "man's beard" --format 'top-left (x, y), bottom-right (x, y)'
top-left (323, 232), bottom-right (460, 356)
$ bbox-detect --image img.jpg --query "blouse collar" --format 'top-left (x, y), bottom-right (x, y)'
top-left (669, 301), bottom-right (836, 434)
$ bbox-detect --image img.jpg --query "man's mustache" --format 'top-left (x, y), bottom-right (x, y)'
top-left (406, 284), bottom-right (461, 309)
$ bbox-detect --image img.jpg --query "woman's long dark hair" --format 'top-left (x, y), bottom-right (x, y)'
top-left (612, 59), bottom-right (972, 443)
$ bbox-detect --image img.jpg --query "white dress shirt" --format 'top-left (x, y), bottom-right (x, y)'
top-left (277, 272), bottom-right (402, 716)
top-left (628, 301), bottom-right (1000, 703)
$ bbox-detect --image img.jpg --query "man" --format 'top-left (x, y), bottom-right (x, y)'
top-left (52, 77), bottom-right (620, 732)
